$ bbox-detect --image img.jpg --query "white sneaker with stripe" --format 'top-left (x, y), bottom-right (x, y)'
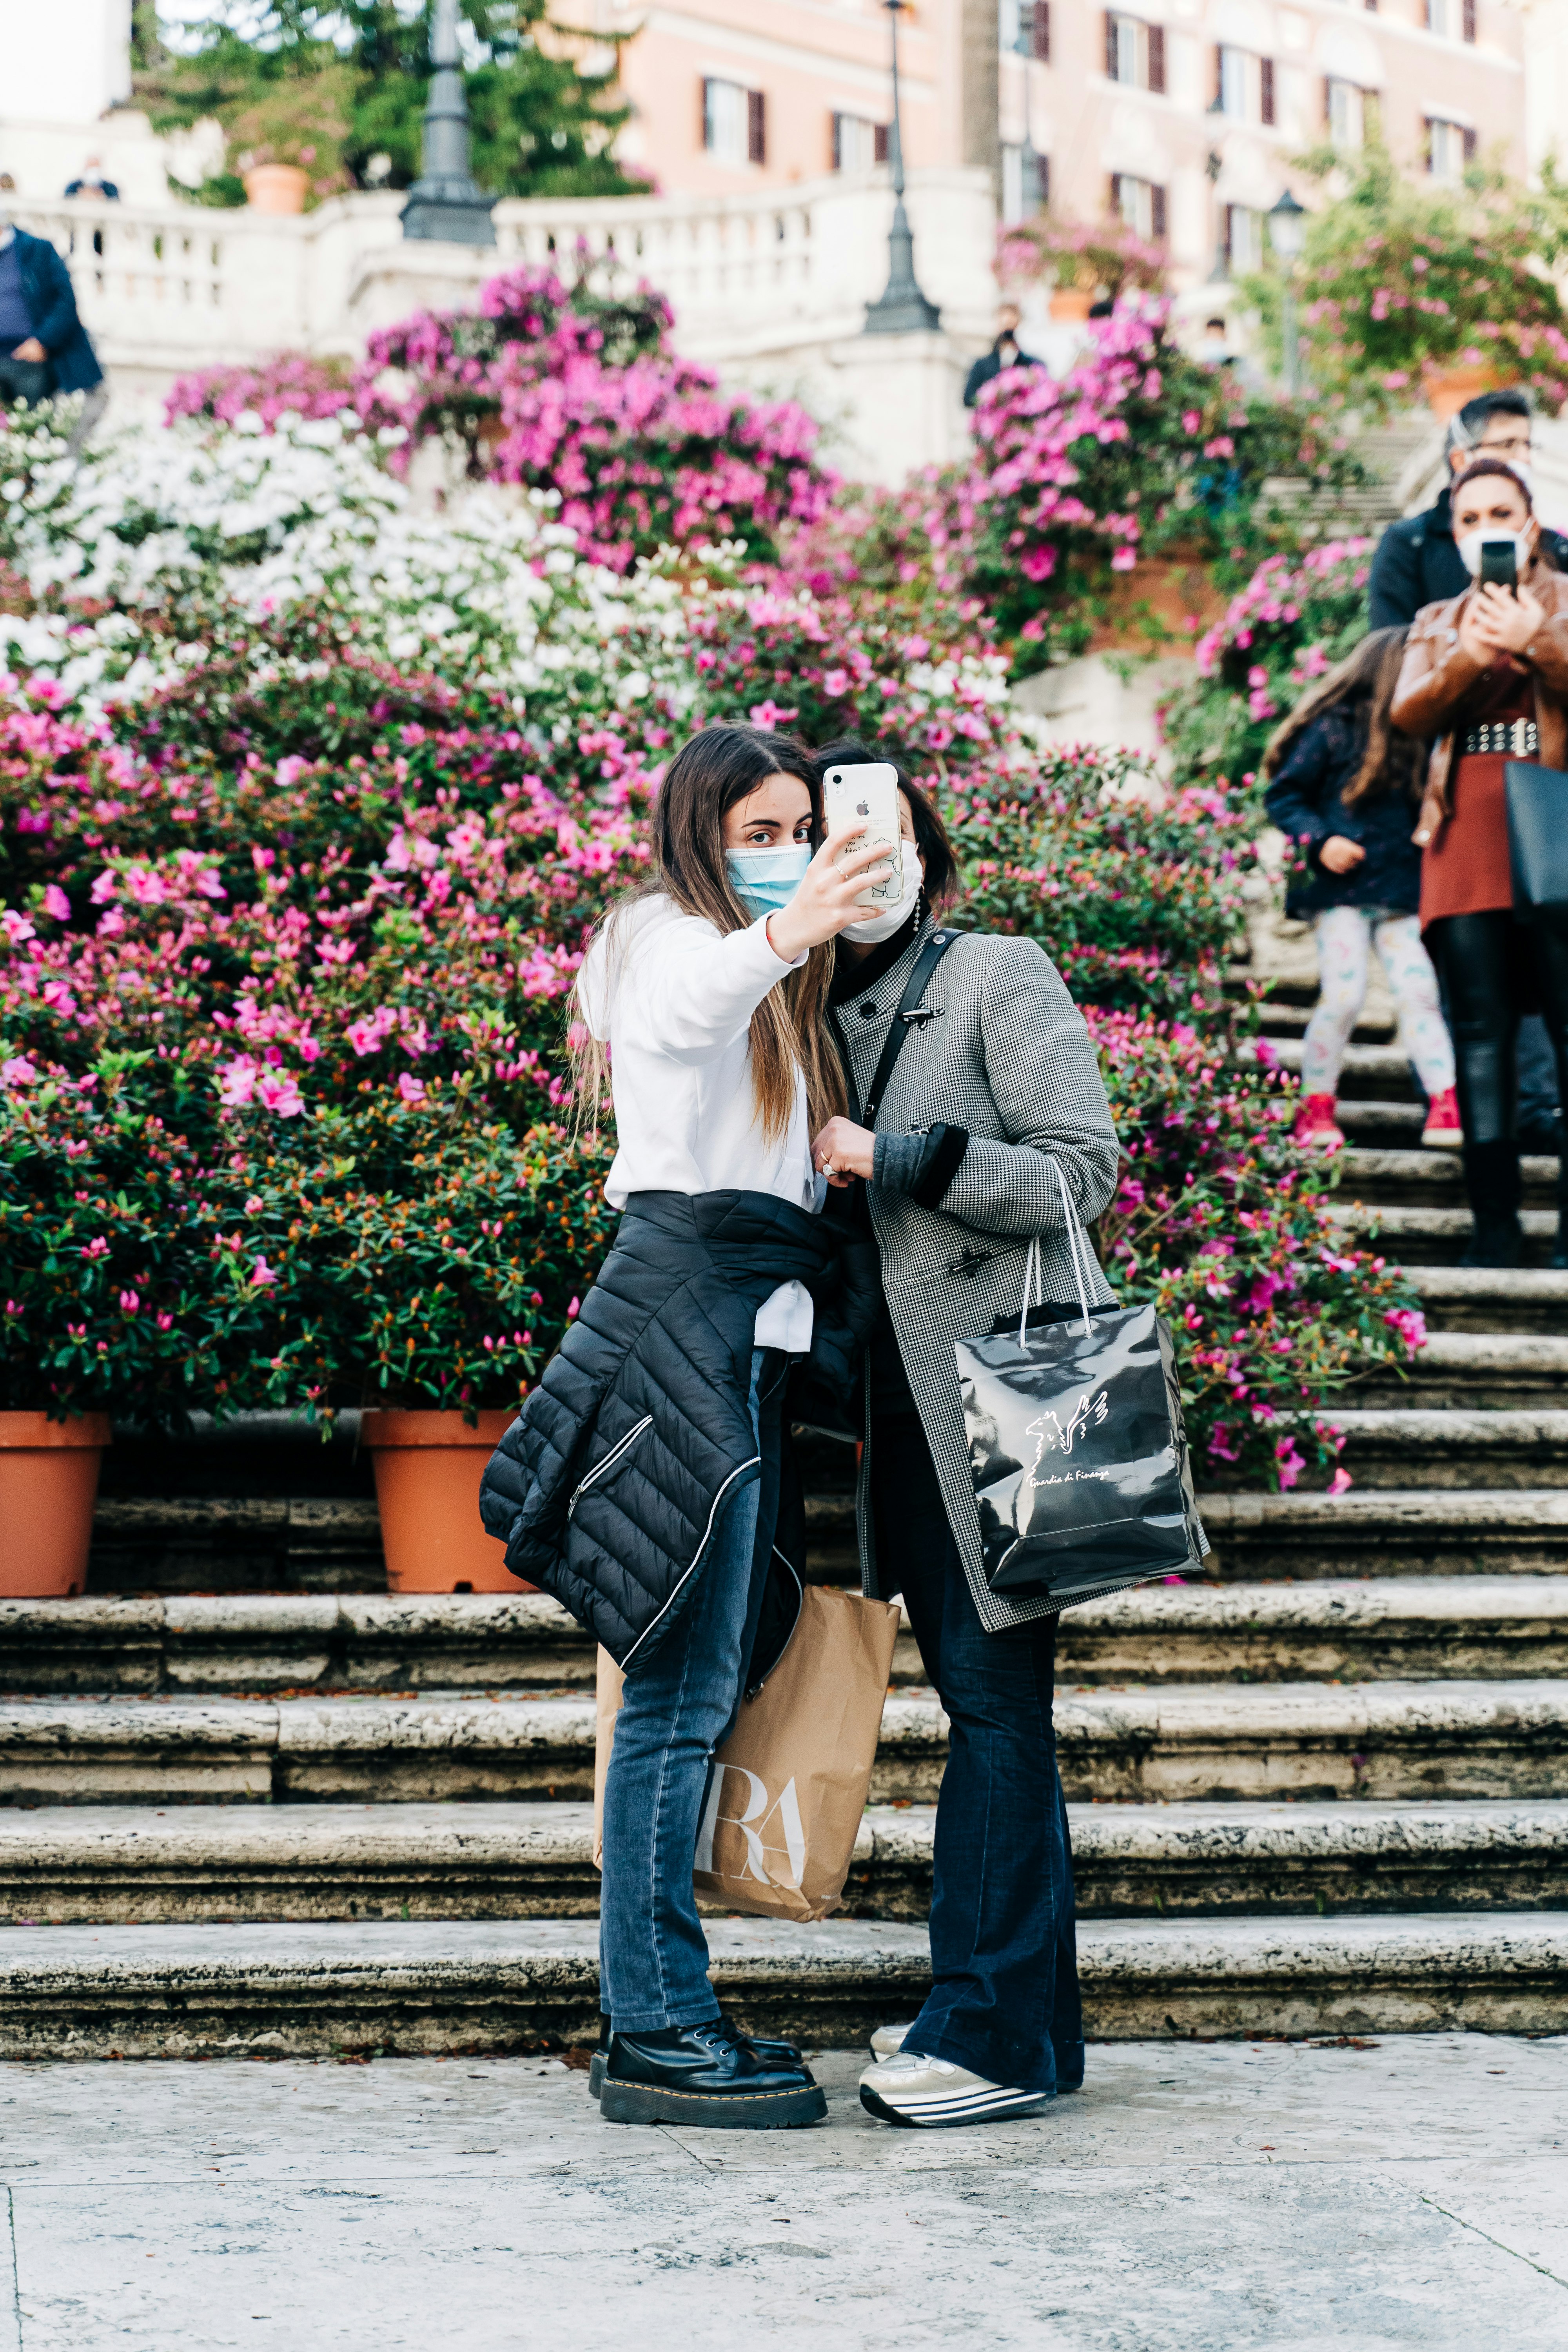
top-left (867, 2022), bottom-right (913, 2062)
top-left (858, 2051), bottom-right (1050, 2128)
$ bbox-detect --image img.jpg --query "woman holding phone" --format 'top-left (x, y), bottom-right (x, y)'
top-left (1392, 457), bottom-right (1568, 1268)
top-left (481, 725), bottom-right (889, 2129)
top-left (808, 735), bottom-right (1122, 2129)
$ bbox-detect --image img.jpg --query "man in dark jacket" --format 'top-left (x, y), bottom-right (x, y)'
top-left (0, 220), bottom-right (106, 452)
top-left (963, 302), bottom-right (1044, 410)
top-left (1368, 389), bottom-right (1568, 628)
top-left (1367, 385), bottom-right (1564, 1153)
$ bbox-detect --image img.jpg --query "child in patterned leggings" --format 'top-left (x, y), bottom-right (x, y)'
top-left (1263, 626), bottom-right (1458, 1152)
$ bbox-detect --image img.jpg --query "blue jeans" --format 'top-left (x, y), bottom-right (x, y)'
top-left (598, 1350), bottom-right (770, 2032)
top-left (871, 1413), bottom-right (1083, 2099)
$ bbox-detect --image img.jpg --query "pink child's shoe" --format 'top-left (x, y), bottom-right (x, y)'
top-left (1293, 1093), bottom-right (1345, 1151)
top-left (1421, 1087), bottom-right (1463, 1149)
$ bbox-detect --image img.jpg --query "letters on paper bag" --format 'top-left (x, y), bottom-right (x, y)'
top-left (592, 1584), bottom-right (901, 1923)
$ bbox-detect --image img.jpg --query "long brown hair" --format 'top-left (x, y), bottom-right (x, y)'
top-left (1261, 626), bottom-right (1425, 806)
top-left (571, 726), bottom-right (847, 1140)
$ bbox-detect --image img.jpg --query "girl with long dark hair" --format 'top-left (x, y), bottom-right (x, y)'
top-left (1262, 625), bottom-right (1458, 1153)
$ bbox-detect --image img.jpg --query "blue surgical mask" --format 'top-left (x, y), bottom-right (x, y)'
top-left (726, 842), bottom-right (811, 920)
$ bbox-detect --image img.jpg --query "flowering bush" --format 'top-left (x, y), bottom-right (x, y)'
top-left (164, 354), bottom-right (357, 430)
top-left (884, 302), bottom-right (1360, 674)
top-left (1091, 1012), bottom-right (1420, 1486)
top-left (997, 213), bottom-right (1167, 300)
top-left (1241, 142), bottom-right (1568, 418)
top-left (163, 265), bottom-right (833, 576)
top-left (0, 394), bottom-right (1419, 1481)
top-left (1159, 538), bottom-right (1375, 789)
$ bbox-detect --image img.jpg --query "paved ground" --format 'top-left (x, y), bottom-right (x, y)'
top-left (0, 2036), bottom-right (1563, 2351)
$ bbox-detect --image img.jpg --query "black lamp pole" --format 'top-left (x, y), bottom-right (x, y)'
top-left (401, 0), bottom-right (497, 245)
top-left (864, 0), bottom-right (941, 334)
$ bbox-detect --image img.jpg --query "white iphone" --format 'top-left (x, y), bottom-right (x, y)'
top-left (822, 760), bottom-right (903, 908)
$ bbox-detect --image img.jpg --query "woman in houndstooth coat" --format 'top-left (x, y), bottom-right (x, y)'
top-left (809, 737), bottom-right (1121, 2131)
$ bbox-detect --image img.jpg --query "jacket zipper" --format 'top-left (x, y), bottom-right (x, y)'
top-left (566, 1414), bottom-right (653, 1522)
top-left (619, 1452), bottom-right (761, 1671)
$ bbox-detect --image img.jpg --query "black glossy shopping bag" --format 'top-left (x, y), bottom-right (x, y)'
top-left (955, 1176), bottom-right (1205, 1604)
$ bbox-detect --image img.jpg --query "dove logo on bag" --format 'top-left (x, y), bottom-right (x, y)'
top-left (1025, 1388), bottom-right (1109, 1481)
top-left (695, 1764), bottom-right (808, 1889)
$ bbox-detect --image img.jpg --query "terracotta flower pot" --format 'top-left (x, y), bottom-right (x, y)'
top-left (1049, 289), bottom-right (1096, 323)
top-left (0, 1412), bottom-right (111, 1597)
top-left (243, 164), bottom-right (310, 216)
top-left (359, 1408), bottom-right (534, 1593)
top-left (1425, 364), bottom-right (1502, 421)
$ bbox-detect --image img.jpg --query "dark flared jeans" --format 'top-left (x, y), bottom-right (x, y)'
top-left (869, 1413), bottom-right (1083, 2099)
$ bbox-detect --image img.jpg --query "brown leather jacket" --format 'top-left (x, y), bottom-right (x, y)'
top-left (1391, 561), bottom-right (1568, 846)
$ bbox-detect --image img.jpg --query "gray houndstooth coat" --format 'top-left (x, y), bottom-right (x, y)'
top-left (835, 913), bottom-right (1125, 1632)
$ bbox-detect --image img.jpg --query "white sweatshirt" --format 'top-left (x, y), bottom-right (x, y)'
top-left (576, 895), bottom-right (818, 1350)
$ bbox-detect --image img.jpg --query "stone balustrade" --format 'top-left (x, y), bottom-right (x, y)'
top-left (11, 167), bottom-right (998, 478)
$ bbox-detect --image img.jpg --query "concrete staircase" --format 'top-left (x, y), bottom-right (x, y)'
top-left (0, 984), bottom-right (1564, 2057)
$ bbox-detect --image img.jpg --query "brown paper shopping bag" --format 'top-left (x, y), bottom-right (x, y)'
top-left (592, 1584), bottom-right (901, 1921)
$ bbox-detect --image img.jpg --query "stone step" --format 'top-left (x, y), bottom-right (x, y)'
top-left (1330, 1204), bottom-right (1559, 1267)
top-left (1199, 1490), bottom-right (1568, 1577)
top-left (1, 1680), bottom-right (1561, 1806)
top-left (1356, 1331), bottom-right (1568, 1410)
top-left (90, 1497), bottom-right (384, 1595)
top-left (1334, 1146), bottom-right (1559, 1208)
top-left (5, 1577), bottom-right (1562, 1696)
top-left (1246, 1040), bottom-right (1419, 1102)
top-left (1328, 1409), bottom-right (1568, 1489)
top-left (1, 1797), bottom-right (1562, 1926)
top-left (0, 1911), bottom-right (1558, 2053)
top-left (1255, 1002), bottom-right (1396, 1045)
top-left (1336, 1098), bottom-right (1424, 1142)
top-left (0, 1594), bottom-right (593, 1696)
top-left (1406, 1267), bottom-right (1568, 1337)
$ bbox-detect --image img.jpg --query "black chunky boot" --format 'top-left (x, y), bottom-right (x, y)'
top-left (1460, 1138), bottom-right (1524, 1268)
top-left (589, 2009), bottom-right (801, 2100)
top-left (600, 2018), bottom-right (826, 2129)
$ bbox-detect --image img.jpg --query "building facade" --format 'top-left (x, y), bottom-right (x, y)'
top-left (567, 0), bottom-right (1529, 299)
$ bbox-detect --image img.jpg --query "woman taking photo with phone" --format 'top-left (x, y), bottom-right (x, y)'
top-left (481, 725), bottom-right (889, 2130)
top-left (1392, 457), bottom-right (1568, 1268)
top-left (809, 735), bottom-right (1122, 2130)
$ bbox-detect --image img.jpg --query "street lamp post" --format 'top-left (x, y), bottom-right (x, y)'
top-left (401, 0), bottom-right (497, 246)
top-left (863, 0), bottom-right (941, 334)
top-left (1267, 188), bottom-right (1307, 399)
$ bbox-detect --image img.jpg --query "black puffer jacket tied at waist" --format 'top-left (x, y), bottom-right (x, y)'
top-left (478, 1190), bottom-right (877, 1674)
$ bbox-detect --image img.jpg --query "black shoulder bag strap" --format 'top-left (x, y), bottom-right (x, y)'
top-left (833, 927), bottom-right (960, 1129)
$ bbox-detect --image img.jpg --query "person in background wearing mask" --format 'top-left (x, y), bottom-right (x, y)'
top-left (1391, 459), bottom-right (1568, 1268)
top-left (64, 157), bottom-right (120, 200)
top-left (808, 735), bottom-right (1120, 2129)
top-left (0, 214), bottom-right (107, 456)
top-left (1196, 316), bottom-right (1234, 369)
top-left (1368, 387), bottom-right (1564, 1158)
top-left (964, 300), bottom-right (1044, 409)
top-left (483, 727), bottom-right (885, 2129)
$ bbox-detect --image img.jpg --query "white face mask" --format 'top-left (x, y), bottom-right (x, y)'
top-left (1456, 526), bottom-right (1533, 580)
top-left (845, 850), bottom-right (923, 944)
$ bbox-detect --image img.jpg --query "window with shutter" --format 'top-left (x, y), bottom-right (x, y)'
top-left (748, 88), bottom-right (766, 166)
top-left (1032, 1), bottom-right (1051, 62)
top-left (1463, 124), bottom-right (1477, 160)
top-left (874, 122), bottom-right (889, 163)
top-left (831, 111), bottom-right (843, 173)
top-left (1149, 24), bottom-right (1166, 92)
top-left (1152, 185), bottom-right (1166, 239)
top-left (1260, 57), bottom-right (1274, 125)
top-left (1463, 0), bottom-right (1476, 38)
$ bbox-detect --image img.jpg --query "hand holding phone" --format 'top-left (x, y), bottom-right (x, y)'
top-left (822, 761), bottom-right (902, 908)
top-left (1478, 539), bottom-right (1519, 596)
